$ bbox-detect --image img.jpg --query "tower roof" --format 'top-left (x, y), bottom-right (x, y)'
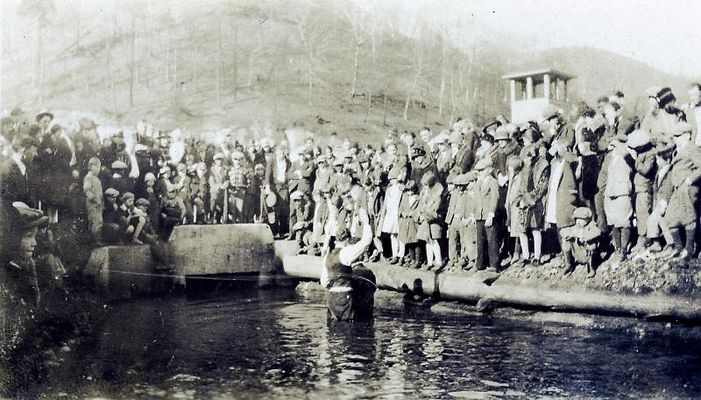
top-left (502, 69), bottom-right (574, 83)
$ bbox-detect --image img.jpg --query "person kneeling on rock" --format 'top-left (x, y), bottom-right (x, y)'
top-left (320, 207), bottom-right (376, 321)
top-left (560, 207), bottom-right (601, 278)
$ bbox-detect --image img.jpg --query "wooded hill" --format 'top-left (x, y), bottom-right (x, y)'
top-left (1, 0), bottom-right (694, 139)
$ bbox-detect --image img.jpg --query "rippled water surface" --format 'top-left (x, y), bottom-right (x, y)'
top-left (44, 287), bottom-right (701, 399)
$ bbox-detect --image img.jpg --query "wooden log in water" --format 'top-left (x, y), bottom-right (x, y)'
top-left (282, 255), bottom-right (701, 321)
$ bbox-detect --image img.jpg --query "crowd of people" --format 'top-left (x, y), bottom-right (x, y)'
top-left (1, 83), bottom-right (701, 388)
top-left (2, 84), bottom-right (701, 291)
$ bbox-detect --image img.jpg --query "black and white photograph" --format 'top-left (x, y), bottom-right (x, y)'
top-left (1, 0), bottom-right (701, 398)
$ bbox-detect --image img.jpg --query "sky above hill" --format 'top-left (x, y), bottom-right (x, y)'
top-left (364, 0), bottom-right (701, 78)
top-left (1, 0), bottom-right (699, 79)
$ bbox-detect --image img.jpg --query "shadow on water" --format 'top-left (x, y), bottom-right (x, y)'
top-left (16, 284), bottom-right (701, 399)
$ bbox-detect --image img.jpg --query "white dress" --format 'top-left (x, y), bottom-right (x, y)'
top-left (381, 184), bottom-right (402, 234)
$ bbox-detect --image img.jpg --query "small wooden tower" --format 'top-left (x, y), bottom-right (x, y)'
top-left (502, 69), bottom-right (574, 123)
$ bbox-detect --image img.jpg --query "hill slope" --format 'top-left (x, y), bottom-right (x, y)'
top-left (1, 1), bottom-right (694, 138)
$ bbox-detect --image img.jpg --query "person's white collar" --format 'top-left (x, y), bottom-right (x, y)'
top-left (11, 150), bottom-right (26, 176)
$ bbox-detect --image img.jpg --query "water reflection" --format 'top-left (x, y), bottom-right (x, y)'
top-left (36, 288), bottom-right (701, 399)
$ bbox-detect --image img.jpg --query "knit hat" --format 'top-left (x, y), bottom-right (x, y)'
top-left (656, 87), bottom-right (676, 109)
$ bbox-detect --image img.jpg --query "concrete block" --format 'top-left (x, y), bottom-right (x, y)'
top-left (168, 224), bottom-right (275, 277)
top-left (84, 245), bottom-right (155, 299)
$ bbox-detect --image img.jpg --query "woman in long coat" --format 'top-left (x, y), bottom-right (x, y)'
top-left (417, 172), bottom-right (445, 270)
top-left (520, 144), bottom-right (549, 264)
top-left (378, 168), bottom-right (403, 261)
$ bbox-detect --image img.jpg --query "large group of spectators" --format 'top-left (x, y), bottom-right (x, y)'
top-left (2, 84), bottom-right (701, 288)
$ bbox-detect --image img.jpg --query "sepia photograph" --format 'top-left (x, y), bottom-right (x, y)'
top-left (1, 0), bottom-right (700, 398)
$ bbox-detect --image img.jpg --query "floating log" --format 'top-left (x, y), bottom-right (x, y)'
top-left (282, 255), bottom-right (701, 321)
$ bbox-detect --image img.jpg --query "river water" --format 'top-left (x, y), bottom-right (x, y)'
top-left (38, 285), bottom-right (701, 399)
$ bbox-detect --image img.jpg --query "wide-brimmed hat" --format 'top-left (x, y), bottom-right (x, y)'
top-left (452, 174), bottom-right (472, 186)
top-left (481, 118), bottom-right (501, 134)
top-left (627, 130), bottom-right (651, 149)
top-left (541, 105), bottom-right (559, 121)
top-left (111, 160), bottom-right (128, 170)
top-left (493, 125), bottom-right (510, 141)
top-left (35, 109), bottom-right (54, 122)
top-left (473, 157), bottom-right (493, 171)
top-left (448, 130), bottom-right (462, 144)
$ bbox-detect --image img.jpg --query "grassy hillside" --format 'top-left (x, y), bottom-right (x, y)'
top-left (2, 0), bottom-right (694, 140)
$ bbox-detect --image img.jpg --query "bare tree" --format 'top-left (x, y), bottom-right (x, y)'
top-left (341, 4), bottom-right (369, 98)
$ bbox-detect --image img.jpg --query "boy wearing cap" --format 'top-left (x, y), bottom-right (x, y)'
top-left (121, 192), bottom-right (146, 244)
top-left (628, 130), bottom-right (657, 251)
top-left (159, 183), bottom-right (185, 240)
top-left (661, 122), bottom-right (701, 261)
top-left (109, 160), bottom-right (133, 195)
top-left (221, 151), bottom-right (248, 223)
top-left (445, 171), bottom-right (468, 270)
top-left (560, 207), bottom-right (601, 277)
top-left (102, 188), bottom-right (127, 244)
top-left (83, 157), bottom-right (104, 246)
top-left (188, 162), bottom-right (208, 224)
top-left (209, 154), bottom-right (226, 223)
top-left (1, 203), bottom-right (49, 374)
top-left (472, 158), bottom-right (501, 271)
top-left (289, 190), bottom-right (314, 248)
top-left (601, 133), bottom-right (635, 261)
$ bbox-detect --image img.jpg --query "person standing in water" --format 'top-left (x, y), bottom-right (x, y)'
top-left (320, 206), bottom-right (376, 321)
